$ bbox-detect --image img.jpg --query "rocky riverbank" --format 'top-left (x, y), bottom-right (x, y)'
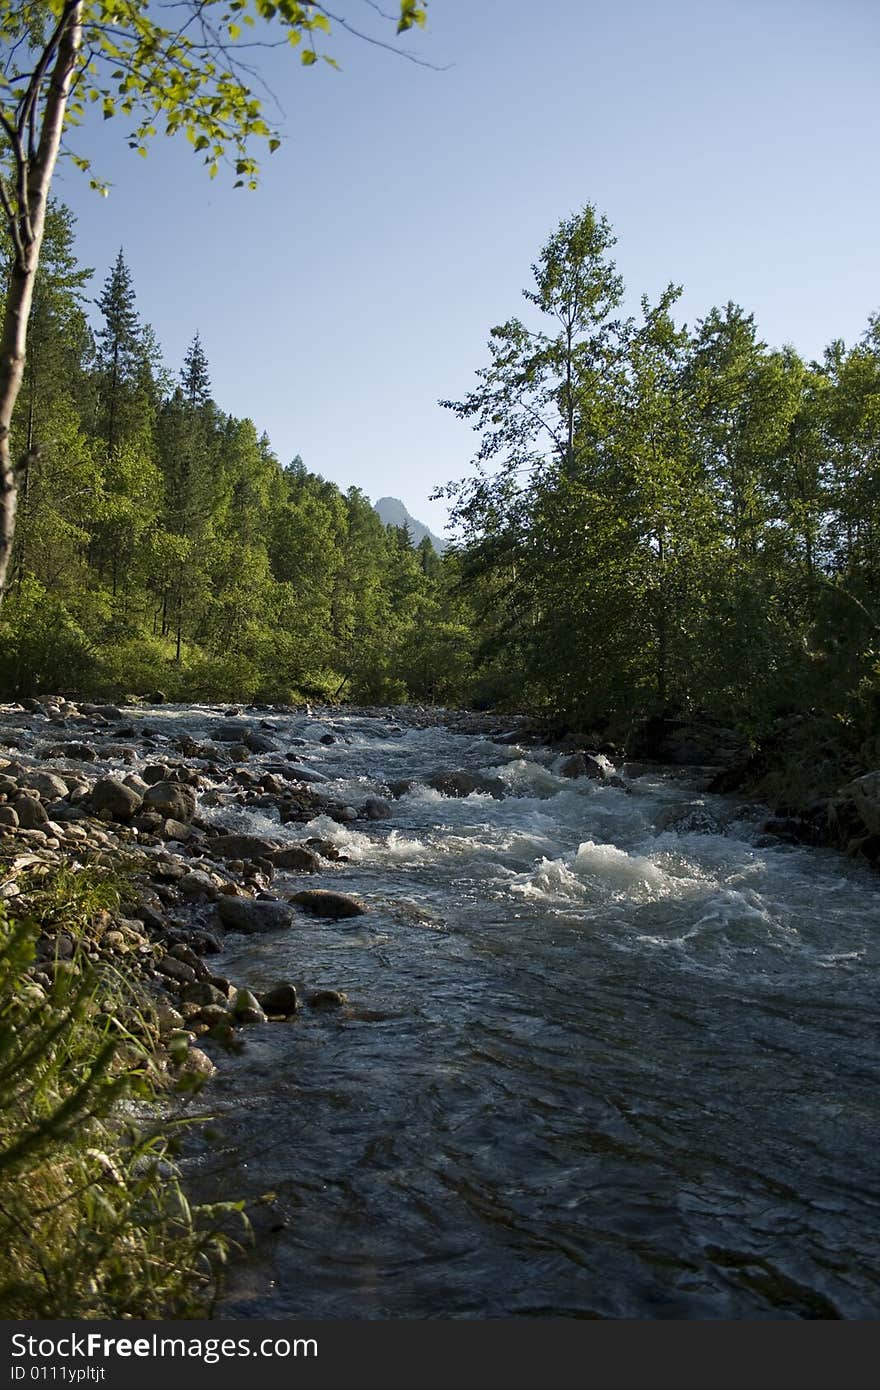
top-left (0, 697), bottom-right (531, 1091)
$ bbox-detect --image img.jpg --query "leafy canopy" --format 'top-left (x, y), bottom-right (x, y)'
top-left (0, 2), bottom-right (429, 193)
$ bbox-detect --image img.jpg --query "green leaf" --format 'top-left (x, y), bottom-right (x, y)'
top-left (301, 48), bottom-right (317, 65)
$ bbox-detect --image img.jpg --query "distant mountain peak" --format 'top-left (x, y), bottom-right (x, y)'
top-left (374, 496), bottom-right (446, 554)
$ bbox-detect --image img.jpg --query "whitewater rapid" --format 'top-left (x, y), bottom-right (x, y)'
top-left (144, 707), bottom-right (879, 1319)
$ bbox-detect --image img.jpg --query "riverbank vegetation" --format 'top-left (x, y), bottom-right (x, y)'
top-left (0, 853), bottom-right (243, 1317)
top-left (438, 205), bottom-right (880, 788)
top-left (4, 199), bottom-right (880, 776)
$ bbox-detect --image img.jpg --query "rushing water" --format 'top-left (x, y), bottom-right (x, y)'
top-left (147, 706), bottom-right (880, 1319)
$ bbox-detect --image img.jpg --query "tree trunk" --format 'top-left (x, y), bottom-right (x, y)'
top-left (0, 3), bottom-right (82, 603)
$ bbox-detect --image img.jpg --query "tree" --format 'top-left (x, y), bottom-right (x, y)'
top-left (0, 0), bottom-right (430, 599)
top-left (94, 249), bottom-right (141, 452)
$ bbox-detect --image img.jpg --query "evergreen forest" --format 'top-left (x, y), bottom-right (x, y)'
top-left (3, 200), bottom-right (880, 776)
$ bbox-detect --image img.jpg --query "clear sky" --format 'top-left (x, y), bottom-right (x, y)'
top-left (53, 0), bottom-right (880, 538)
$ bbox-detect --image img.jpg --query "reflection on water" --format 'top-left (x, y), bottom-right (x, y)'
top-left (144, 707), bottom-right (880, 1320)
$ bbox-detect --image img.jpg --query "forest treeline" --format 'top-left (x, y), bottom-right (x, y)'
top-left (0, 203), bottom-right (477, 707)
top-left (3, 199), bottom-right (880, 765)
top-left (440, 205), bottom-right (880, 761)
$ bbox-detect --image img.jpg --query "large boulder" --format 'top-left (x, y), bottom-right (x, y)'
top-left (559, 751), bottom-right (623, 784)
top-left (259, 982), bottom-right (299, 1015)
top-left (216, 895), bottom-right (295, 933)
top-left (209, 833), bottom-right (279, 861)
top-left (426, 770), bottom-right (506, 799)
top-left (840, 771), bottom-right (880, 838)
top-left (270, 845), bottom-right (322, 872)
top-left (289, 889), bottom-right (366, 919)
top-left (13, 794), bottom-right (49, 829)
top-left (42, 742), bottom-right (97, 761)
top-left (19, 771), bottom-right (70, 799)
top-left (89, 776), bottom-right (143, 820)
top-left (142, 781), bottom-right (197, 822)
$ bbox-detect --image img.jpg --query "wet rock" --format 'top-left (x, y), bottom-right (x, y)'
top-left (181, 980), bottom-right (229, 1009)
top-left (362, 797), bottom-right (392, 820)
top-left (840, 772), bottom-right (880, 839)
top-left (289, 765), bottom-right (329, 785)
top-left (655, 802), bottom-right (724, 835)
top-left (387, 777), bottom-right (414, 798)
top-left (79, 703), bottom-right (124, 721)
top-left (243, 731), bottom-right (277, 753)
top-left (289, 889), bottom-right (366, 920)
top-left (178, 870), bottom-right (220, 899)
top-left (174, 1046), bottom-right (215, 1083)
top-left (216, 896), bottom-right (295, 934)
top-left (89, 776), bottom-right (143, 820)
top-left (258, 982), bottom-right (299, 1015)
top-left (306, 989), bottom-right (348, 1009)
top-left (209, 833), bottom-right (279, 861)
top-left (427, 770), bottom-right (506, 799)
top-left (211, 720), bottom-right (251, 742)
top-left (304, 837), bottom-right (347, 862)
top-left (142, 781), bottom-right (197, 822)
top-left (270, 845), bottom-right (322, 872)
top-left (560, 751), bottom-right (617, 780)
top-left (42, 742), bottom-right (97, 761)
top-left (231, 988), bottom-right (267, 1024)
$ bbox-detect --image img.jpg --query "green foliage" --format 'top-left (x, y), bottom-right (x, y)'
top-left (0, 576), bottom-right (95, 695)
top-left (0, 864), bottom-right (243, 1318)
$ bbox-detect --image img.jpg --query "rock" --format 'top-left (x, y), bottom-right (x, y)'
top-left (123, 773), bottom-right (150, 794)
top-left (258, 982), bottom-right (299, 1015)
top-left (427, 770), bottom-right (506, 799)
top-left (362, 797), bottom-right (392, 820)
top-left (304, 837), bottom-right (347, 862)
top-left (289, 889), bottom-right (366, 920)
top-left (181, 980), bottom-right (229, 1008)
top-left (0, 806), bottom-right (19, 830)
top-left (211, 720), bottom-right (251, 742)
top-left (175, 1046), bottom-right (215, 1083)
top-left (270, 845), bottom-right (322, 872)
top-left (193, 1004), bottom-right (231, 1028)
top-left (42, 742), bottom-right (97, 761)
top-left (216, 896), bottom-right (295, 934)
top-left (208, 833), bottom-right (279, 861)
top-left (159, 818), bottom-right (192, 841)
top-left (307, 989), bottom-right (348, 1009)
top-left (841, 772), bottom-right (880, 838)
top-left (19, 771), bottom-right (70, 799)
top-left (13, 794), bottom-right (49, 829)
top-left (79, 703), bottom-right (124, 721)
top-left (387, 778), bottom-right (413, 798)
top-left (142, 781), bottom-right (196, 821)
top-left (89, 777), bottom-right (143, 820)
top-left (559, 751), bottom-right (616, 780)
top-left (243, 731), bottom-right (277, 753)
top-left (178, 870), bottom-right (219, 899)
top-left (156, 956), bottom-right (198, 986)
top-left (289, 765), bottom-right (329, 785)
top-left (231, 988), bottom-right (267, 1024)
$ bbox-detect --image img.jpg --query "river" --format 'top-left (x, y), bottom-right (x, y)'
top-left (148, 706), bottom-right (880, 1320)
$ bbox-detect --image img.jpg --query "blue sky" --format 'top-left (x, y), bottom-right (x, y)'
top-left (54, 0), bottom-right (880, 537)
